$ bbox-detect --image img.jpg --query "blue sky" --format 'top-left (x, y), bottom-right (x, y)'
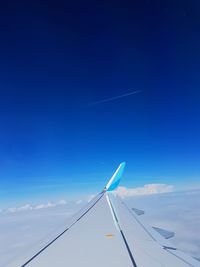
top-left (0, 0), bottom-right (200, 207)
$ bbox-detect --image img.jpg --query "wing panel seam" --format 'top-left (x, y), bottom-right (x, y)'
top-left (106, 194), bottom-right (138, 267)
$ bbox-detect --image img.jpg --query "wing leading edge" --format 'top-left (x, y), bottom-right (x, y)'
top-left (8, 163), bottom-right (200, 267)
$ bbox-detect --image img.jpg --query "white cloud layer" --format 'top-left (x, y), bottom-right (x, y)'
top-left (115, 184), bottom-right (174, 198)
top-left (4, 200), bottom-right (68, 214)
top-left (125, 189), bottom-right (200, 260)
top-left (0, 187), bottom-right (199, 266)
top-left (0, 200), bottom-right (84, 266)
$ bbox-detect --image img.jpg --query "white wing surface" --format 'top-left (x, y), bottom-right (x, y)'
top-left (8, 162), bottom-right (200, 267)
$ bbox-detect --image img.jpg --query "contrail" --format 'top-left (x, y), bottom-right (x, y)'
top-left (89, 90), bottom-right (141, 106)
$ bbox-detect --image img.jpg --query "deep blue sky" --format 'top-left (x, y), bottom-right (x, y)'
top-left (0, 0), bottom-right (200, 206)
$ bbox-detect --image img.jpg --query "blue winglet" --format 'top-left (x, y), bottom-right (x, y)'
top-left (105, 162), bottom-right (126, 191)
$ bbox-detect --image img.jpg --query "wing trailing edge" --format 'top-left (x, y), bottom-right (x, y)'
top-left (132, 208), bottom-right (145, 215)
top-left (152, 227), bottom-right (175, 239)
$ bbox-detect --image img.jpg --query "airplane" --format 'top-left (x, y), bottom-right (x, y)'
top-left (8, 162), bottom-right (200, 267)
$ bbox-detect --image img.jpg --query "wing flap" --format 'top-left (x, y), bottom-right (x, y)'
top-left (132, 208), bottom-right (145, 216)
top-left (152, 227), bottom-right (174, 239)
top-left (108, 194), bottom-right (200, 267)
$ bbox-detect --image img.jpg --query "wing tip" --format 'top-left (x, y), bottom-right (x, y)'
top-left (105, 162), bottom-right (126, 192)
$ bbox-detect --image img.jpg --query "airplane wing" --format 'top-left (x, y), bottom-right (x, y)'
top-left (9, 162), bottom-right (200, 267)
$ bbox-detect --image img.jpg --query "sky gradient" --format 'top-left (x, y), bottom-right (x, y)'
top-left (0, 0), bottom-right (200, 206)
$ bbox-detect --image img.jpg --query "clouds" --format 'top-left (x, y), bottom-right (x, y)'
top-left (7, 204), bottom-right (33, 213)
top-left (0, 200), bottom-right (85, 266)
top-left (0, 187), bottom-right (199, 266)
top-left (125, 189), bottom-right (200, 259)
top-left (115, 184), bottom-right (174, 198)
top-left (3, 200), bottom-right (68, 214)
top-left (0, 184), bottom-right (175, 214)
top-left (87, 194), bottom-right (96, 202)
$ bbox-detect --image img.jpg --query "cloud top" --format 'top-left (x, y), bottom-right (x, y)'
top-left (4, 184), bottom-right (174, 214)
top-left (4, 200), bottom-right (68, 214)
top-left (115, 184), bottom-right (174, 198)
